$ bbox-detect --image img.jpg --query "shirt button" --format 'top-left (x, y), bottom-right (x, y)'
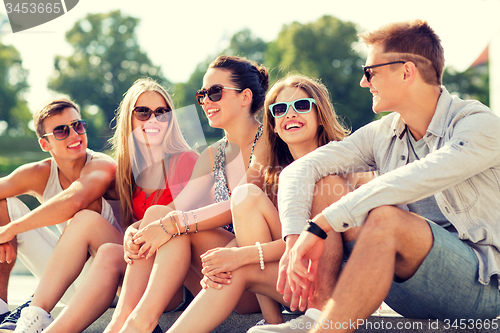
top-left (343, 223), bottom-right (349, 228)
top-left (400, 155), bottom-right (406, 160)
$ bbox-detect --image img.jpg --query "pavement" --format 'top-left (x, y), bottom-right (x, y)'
top-left (8, 273), bottom-right (500, 332)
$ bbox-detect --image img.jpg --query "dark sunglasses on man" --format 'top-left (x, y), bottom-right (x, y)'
top-left (133, 106), bottom-right (172, 122)
top-left (362, 61), bottom-right (406, 82)
top-left (269, 98), bottom-right (317, 118)
top-left (42, 120), bottom-right (88, 140)
top-left (196, 84), bottom-right (242, 105)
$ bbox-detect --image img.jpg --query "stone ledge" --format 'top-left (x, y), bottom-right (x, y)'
top-left (49, 307), bottom-right (500, 333)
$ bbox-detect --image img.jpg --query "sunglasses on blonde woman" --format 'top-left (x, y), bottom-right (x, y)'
top-left (133, 106), bottom-right (172, 122)
top-left (42, 120), bottom-right (87, 140)
top-left (196, 84), bottom-right (242, 105)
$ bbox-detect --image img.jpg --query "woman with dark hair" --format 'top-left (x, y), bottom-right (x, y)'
top-left (104, 55), bottom-right (271, 333)
top-left (165, 75), bottom-right (372, 333)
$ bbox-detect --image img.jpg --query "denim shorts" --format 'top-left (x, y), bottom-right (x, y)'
top-left (344, 220), bottom-right (500, 320)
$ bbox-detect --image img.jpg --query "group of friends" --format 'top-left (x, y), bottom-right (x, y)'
top-left (0, 19), bottom-right (499, 333)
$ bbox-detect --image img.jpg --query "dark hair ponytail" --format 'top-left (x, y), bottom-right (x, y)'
top-left (209, 55), bottom-right (269, 115)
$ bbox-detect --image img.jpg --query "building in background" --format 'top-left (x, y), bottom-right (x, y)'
top-left (469, 31), bottom-right (500, 116)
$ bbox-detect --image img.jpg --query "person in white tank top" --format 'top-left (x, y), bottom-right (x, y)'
top-left (0, 99), bottom-right (121, 331)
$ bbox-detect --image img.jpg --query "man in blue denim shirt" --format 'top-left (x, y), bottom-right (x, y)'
top-left (255, 20), bottom-right (500, 333)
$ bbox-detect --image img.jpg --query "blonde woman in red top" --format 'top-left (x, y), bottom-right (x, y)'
top-left (40, 78), bottom-right (198, 333)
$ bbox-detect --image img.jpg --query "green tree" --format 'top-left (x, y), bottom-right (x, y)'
top-left (172, 58), bottom-right (223, 141)
top-left (48, 10), bottom-right (166, 149)
top-left (443, 64), bottom-right (489, 106)
top-left (222, 28), bottom-right (267, 64)
top-left (265, 15), bottom-right (374, 130)
top-left (0, 15), bottom-right (30, 136)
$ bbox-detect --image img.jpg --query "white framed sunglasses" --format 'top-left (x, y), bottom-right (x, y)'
top-left (269, 98), bottom-right (316, 118)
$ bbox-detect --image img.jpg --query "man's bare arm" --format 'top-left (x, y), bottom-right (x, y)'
top-left (0, 153), bottom-right (116, 242)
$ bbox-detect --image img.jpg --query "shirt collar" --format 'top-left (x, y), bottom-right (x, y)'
top-left (390, 86), bottom-right (450, 140)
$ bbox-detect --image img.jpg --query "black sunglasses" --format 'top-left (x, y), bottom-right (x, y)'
top-left (196, 84), bottom-right (242, 105)
top-left (133, 106), bottom-right (172, 122)
top-left (362, 61), bottom-right (406, 82)
top-left (42, 120), bottom-right (87, 140)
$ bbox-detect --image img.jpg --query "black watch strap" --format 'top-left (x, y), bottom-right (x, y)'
top-left (304, 220), bottom-right (328, 239)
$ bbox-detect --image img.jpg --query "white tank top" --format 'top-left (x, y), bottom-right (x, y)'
top-left (42, 149), bottom-right (121, 234)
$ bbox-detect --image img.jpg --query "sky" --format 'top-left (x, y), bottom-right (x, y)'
top-left (1, 0), bottom-right (500, 111)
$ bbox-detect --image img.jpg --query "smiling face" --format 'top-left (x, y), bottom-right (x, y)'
top-left (131, 91), bottom-right (170, 147)
top-left (201, 68), bottom-right (243, 129)
top-left (39, 107), bottom-right (87, 159)
top-left (360, 43), bottom-right (405, 114)
top-left (274, 87), bottom-right (319, 151)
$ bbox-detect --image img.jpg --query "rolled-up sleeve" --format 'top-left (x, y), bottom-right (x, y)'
top-left (278, 123), bottom-right (378, 238)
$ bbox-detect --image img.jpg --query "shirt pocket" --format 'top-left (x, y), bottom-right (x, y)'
top-left (443, 178), bottom-right (479, 213)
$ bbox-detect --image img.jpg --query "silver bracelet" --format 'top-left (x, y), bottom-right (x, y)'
top-left (159, 217), bottom-right (175, 237)
top-left (182, 211), bottom-right (190, 234)
top-left (191, 210), bottom-right (198, 233)
top-left (256, 242), bottom-right (265, 270)
top-left (170, 215), bottom-right (181, 236)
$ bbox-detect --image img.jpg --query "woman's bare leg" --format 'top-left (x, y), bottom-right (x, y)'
top-left (44, 243), bottom-right (126, 333)
top-left (231, 184), bottom-right (283, 324)
top-left (168, 262), bottom-right (284, 333)
top-left (31, 210), bottom-right (122, 313)
top-left (117, 206), bottom-right (238, 333)
top-left (104, 206), bottom-right (173, 333)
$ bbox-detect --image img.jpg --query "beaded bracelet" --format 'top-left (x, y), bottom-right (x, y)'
top-left (191, 211), bottom-right (198, 233)
top-left (159, 217), bottom-right (175, 238)
top-left (255, 242), bottom-right (265, 270)
top-left (182, 211), bottom-right (190, 234)
top-left (170, 215), bottom-right (181, 236)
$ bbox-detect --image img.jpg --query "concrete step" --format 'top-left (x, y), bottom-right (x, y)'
top-left (9, 275), bottom-right (500, 332)
top-left (48, 307), bottom-right (499, 333)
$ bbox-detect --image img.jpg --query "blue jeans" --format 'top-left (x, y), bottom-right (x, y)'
top-left (344, 220), bottom-right (500, 320)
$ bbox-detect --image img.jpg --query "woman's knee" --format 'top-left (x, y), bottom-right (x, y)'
top-left (141, 205), bottom-right (173, 227)
top-left (231, 183), bottom-right (263, 209)
top-left (95, 243), bottom-right (126, 269)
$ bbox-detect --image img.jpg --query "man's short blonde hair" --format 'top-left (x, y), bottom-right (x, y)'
top-left (359, 19), bottom-right (445, 85)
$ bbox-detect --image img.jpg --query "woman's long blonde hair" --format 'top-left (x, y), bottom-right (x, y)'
top-left (263, 75), bottom-right (350, 205)
top-left (109, 78), bottom-right (192, 227)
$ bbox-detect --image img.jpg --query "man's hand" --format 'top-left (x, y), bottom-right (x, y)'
top-left (123, 223), bottom-right (141, 264)
top-left (0, 242), bottom-right (16, 264)
top-left (288, 231), bottom-right (325, 298)
top-left (277, 234), bottom-right (312, 312)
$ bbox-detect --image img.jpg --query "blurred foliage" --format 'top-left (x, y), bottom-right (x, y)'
top-left (443, 64), bottom-right (489, 105)
top-left (172, 59), bottom-right (223, 139)
top-left (0, 14), bottom-right (31, 136)
top-left (265, 15), bottom-right (374, 130)
top-left (223, 28), bottom-right (267, 64)
top-left (3, 11), bottom-right (486, 152)
top-left (48, 10), bottom-right (167, 150)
